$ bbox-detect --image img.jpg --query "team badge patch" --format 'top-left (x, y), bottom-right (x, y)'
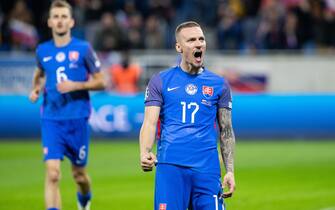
top-left (56, 52), bottom-right (66, 62)
top-left (69, 51), bottom-right (79, 62)
top-left (185, 83), bottom-right (198, 95)
top-left (202, 86), bottom-right (213, 98)
top-left (159, 203), bottom-right (167, 210)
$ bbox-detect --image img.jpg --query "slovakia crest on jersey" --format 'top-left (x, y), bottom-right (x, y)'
top-left (185, 83), bottom-right (198, 95)
top-left (202, 86), bottom-right (213, 98)
top-left (69, 51), bottom-right (79, 62)
top-left (159, 203), bottom-right (167, 210)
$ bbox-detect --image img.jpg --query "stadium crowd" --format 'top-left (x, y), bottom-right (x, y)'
top-left (0, 0), bottom-right (334, 53)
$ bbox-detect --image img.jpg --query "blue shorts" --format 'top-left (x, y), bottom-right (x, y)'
top-left (155, 163), bottom-right (225, 210)
top-left (41, 118), bottom-right (90, 166)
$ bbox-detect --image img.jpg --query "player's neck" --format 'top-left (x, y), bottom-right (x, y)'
top-left (53, 33), bottom-right (72, 47)
top-left (180, 62), bottom-right (203, 75)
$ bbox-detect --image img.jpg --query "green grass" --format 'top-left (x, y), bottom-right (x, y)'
top-left (0, 140), bottom-right (335, 210)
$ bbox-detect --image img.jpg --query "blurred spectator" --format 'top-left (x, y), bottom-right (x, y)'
top-left (0, 6), bottom-right (7, 50)
top-left (124, 0), bottom-right (139, 16)
top-left (108, 51), bottom-right (142, 93)
top-left (144, 15), bottom-right (165, 49)
top-left (114, 0), bottom-right (138, 30)
top-left (148, 0), bottom-right (174, 21)
top-left (93, 12), bottom-right (127, 52)
top-left (292, 0), bottom-right (315, 51)
top-left (127, 13), bottom-right (145, 49)
top-left (256, 0), bottom-right (285, 50)
top-left (241, 0), bottom-right (261, 51)
top-left (283, 11), bottom-right (299, 50)
top-left (1, 0), bottom-right (335, 53)
top-left (148, 0), bottom-right (176, 48)
top-left (9, 0), bottom-right (33, 25)
top-left (310, 0), bottom-right (326, 47)
top-left (84, 0), bottom-right (104, 22)
top-left (7, 0), bottom-right (38, 51)
top-left (216, 3), bottom-right (243, 50)
top-left (70, 0), bottom-right (87, 39)
top-left (322, 3), bottom-right (335, 49)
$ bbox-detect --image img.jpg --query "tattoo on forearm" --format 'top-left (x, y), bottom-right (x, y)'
top-left (218, 108), bottom-right (235, 173)
top-left (145, 147), bottom-right (152, 153)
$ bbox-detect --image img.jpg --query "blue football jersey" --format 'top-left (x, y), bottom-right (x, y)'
top-left (36, 37), bottom-right (101, 120)
top-left (145, 66), bottom-right (232, 174)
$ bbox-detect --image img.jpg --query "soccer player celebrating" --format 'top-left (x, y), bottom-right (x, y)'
top-left (29, 1), bottom-right (105, 210)
top-left (140, 21), bottom-right (236, 210)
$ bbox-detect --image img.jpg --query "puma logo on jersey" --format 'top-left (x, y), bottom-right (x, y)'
top-left (167, 86), bottom-right (180, 91)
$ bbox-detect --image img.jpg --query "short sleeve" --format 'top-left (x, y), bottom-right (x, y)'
top-left (84, 44), bottom-right (101, 73)
top-left (218, 79), bottom-right (233, 110)
top-left (144, 73), bottom-right (163, 107)
top-left (35, 47), bottom-right (43, 70)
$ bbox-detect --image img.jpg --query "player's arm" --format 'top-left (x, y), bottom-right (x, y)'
top-left (57, 71), bottom-right (106, 93)
top-left (217, 107), bottom-right (236, 198)
top-left (57, 44), bottom-right (106, 93)
top-left (29, 67), bottom-right (45, 103)
top-left (139, 106), bottom-right (160, 172)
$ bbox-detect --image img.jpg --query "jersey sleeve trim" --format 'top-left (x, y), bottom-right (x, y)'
top-left (84, 43), bottom-right (101, 74)
top-left (144, 73), bottom-right (163, 107)
top-left (218, 78), bottom-right (233, 110)
top-left (35, 45), bottom-right (44, 71)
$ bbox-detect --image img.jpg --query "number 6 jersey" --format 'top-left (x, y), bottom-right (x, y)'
top-left (36, 37), bottom-right (101, 120)
top-left (145, 66), bottom-right (232, 174)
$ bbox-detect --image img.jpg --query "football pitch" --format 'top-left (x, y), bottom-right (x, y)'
top-left (0, 140), bottom-right (334, 210)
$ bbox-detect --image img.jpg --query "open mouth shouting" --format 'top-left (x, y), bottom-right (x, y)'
top-left (193, 50), bottom-right (203, 64)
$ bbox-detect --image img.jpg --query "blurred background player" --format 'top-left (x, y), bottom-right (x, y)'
top-left (139, 21), bottom-right (236, 210)
top-left (28, 1), bottom-right (105, 210)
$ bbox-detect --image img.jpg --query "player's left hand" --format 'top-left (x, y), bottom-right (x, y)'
top-left (57, 80), bottom-right (82, 93)
top-left (222, 172), bottom-right (235, 198)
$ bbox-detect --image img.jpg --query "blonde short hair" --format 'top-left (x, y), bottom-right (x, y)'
top-left (49, 0), bottom-right (73, 17)
top-left (175, 21), bottom-right (201, 40)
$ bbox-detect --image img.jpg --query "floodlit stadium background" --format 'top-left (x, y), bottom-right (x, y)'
top-left (0, 1), bottom-right (335, 210)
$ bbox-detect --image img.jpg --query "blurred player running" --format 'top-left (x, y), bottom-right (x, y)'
top-left (29, 1), bottom-right (105, 210)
